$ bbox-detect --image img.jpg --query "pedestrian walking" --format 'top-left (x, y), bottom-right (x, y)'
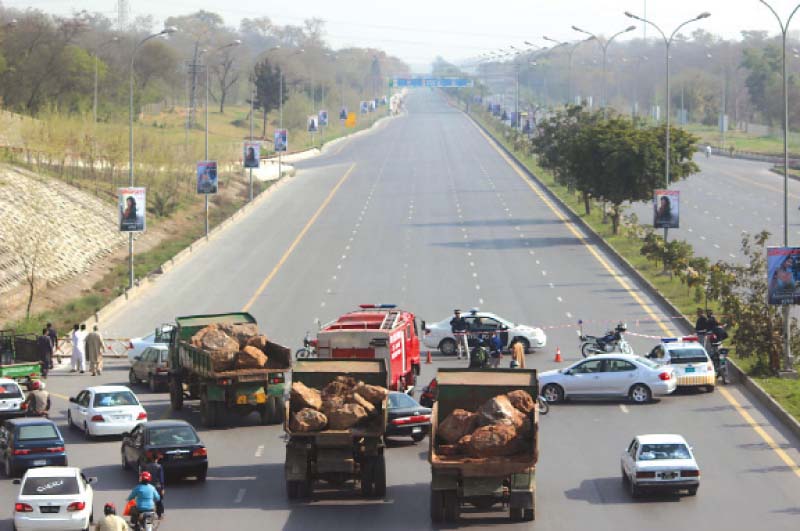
top-left (36, 329), bottom-right (52, 379)
top-left (45, 323), bottom-right (58, 368)
top-left (511, 341), bottom-right (526, 369)
top-left (77, 324), bottom-right (87, 373)
top-left (449, 309), bottom-right (469, 360)
top-left (85, 325), bottom-right (106, 376)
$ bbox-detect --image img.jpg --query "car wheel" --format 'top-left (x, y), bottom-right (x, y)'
top-left (629, 384), bottom-right (652, 404)
top-left (148, 375), bottom-right (157, 393)
top-left (129, 369), bottom-right (138, 386)
top-left (439, 338), bottom-right (456, 356)
top-left (5, 457), bottom-right (14, 478)
top-left (706, 385), bottom-right (715, 393)
top-left (541, 384), bottom-right (564, 403)
top-left (121, 449), bottom-right (130, 470)
top-left (67, 410), bottom-right (76, 430)
top-left (621, 466), bottom-right (629, 485)
top-left (197, 467), bottom-right (207, 482)
top-left (411, 432), bottom-right (426, 443)
top-left (630, 480), bottom-right (640, 498)
top-left (84, 422), bottom-right (94, 440)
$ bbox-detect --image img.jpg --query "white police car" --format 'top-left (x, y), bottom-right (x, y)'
top-left (646, 337), bottom-right (715, 392)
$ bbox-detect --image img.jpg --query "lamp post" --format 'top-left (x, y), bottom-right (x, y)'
top-left (93, 37), bottom-right (120, 123)
top-left (624, 10), bottom-right (711, 188)
top-left (758, 0), bottom-right (800, 377)
top-left (571, 25), bottom-right (636, 118)
top-left (272, 48), bottom-right (304, 180)
top-left (128, 26), bottom-right (177, 289)
top-left (543, 35), bottom-right (595, 105)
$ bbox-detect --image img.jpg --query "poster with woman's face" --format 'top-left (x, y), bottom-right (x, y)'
top-left (243, 142), bottom-right (260, 168)
top-left (767, 247), bottom-right (800, 305)
top-left (653, 189), bottom-right (679, 229)
top-left (318, 110), bottom-right (328, 127)
top-left (274, 129), bottom-right (288, 152)
top-left (360, 101), bottom-right (369, 114)
top-left (118, 187), bottom-right (146, 232)
top-left (197, 161), bottom-right (218, 194)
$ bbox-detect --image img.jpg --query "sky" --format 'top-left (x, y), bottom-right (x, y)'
top-left (4, 0), bottom-right (800, 70)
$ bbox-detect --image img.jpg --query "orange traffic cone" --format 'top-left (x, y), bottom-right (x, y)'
top-left (554, 347), bottom-right (563, 363)
top-left (426, 350), bottom-right (432, 364)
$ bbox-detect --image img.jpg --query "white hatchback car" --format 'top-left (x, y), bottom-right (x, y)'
top-left (0, 378), bottom-right (26, 419)
top-left (620, 434), bottom-right (700, 497)
top-left (67, 386), bottom-right (147, 438)
top-left (422, 310), bottom-right (547, 355)
top-left (539, 354), bottom-right (676, 404)
top-left (13, 466), bottom-right (96, 531)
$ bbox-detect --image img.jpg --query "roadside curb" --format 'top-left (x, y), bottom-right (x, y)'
top-left (467, 109), bottom-right (800, 442)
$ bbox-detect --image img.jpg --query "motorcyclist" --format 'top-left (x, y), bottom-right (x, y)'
top-left (449, 309), bottom-right (469, 360)
top-left (127, 471), bottom-right (161, 529)
top-left (25, 380), bottom-right (50, 417)
top-left (694, 307), bottom-right (710, 347)
top-left (469, 337), bottom-right (488, 369)
top-left (141, 456), bottom-right (165, 518)
top-left (94, 502), bottom-right (129, 531)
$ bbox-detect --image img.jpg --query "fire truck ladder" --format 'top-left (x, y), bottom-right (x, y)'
top-left (380, 311), bottom-right (400, 330)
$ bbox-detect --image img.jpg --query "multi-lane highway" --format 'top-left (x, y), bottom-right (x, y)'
top-left (1, 91), bottom-right (798, 530)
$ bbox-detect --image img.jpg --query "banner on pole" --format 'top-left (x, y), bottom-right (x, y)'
top-left (118, 187), bottom-right (146, 232)
top-left (339, 107), bottom-right (348, 121)
top-left (243, 141), bottom-right (260, 169)
top-left (653, 189), bottom-right (679, 229)
top-left (318, 110), bottom-right (328, 127)
top-left (768, 247), bottom-right (800, 305)
top-left (196, 161), bottom-right (218, 194)
top-left (345, 112), bottom-right (356, 128)
top-left (307, 115), bottom-right (319, 132)
top-left (274, 129), bottom-right (288, 152)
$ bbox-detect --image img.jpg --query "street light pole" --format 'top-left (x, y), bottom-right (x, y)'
top-left (758, 0), bottom-right (800, 377)
top-left (544, 36), bottom-right (594, 105)
top-left (128, 26), bottom-right (177, 289)
top-left (571, 25), bottom-right (636, 119)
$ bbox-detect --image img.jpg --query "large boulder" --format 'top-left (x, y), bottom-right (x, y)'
top-left (200, 328), bottom-right (240, 352)
top-left (219, 323), bottom-right (260, 348)
top-left (190, 324), bottom-right (216, 348)
top-left (506, 390), bottom-right (535, 414)
top-left (438, 409), bottom-right (479, 444)
top-left (326, 403), bottom-right (368, 430)
top-left (246, 335), bottom-right (269, 351)
top-left (350, 392), bottom-right (376, 416)
top-left (461, 424), bottom-right (520, 457)
top-left (290, 408), bottom-right (328, 432)
top-left (322, 380), bottom-right (352, 399)
top-left (236, 346), bottom-right (268, 369)
top-left (354, 382), bottom-right (389, 405)
top-left (477, 395), bottom-right (526, 432)
top-left (334, 375), bottom-right (357, 388)
top-left (291, 382), bottom-right (322, 411)
top-left (209, 351), bottom-right (236, 372)
top-left (321, 396), bottom-right (345, 415)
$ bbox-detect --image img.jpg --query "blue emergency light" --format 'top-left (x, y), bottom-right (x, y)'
top-left (358, 304), bottom-right (397, 309)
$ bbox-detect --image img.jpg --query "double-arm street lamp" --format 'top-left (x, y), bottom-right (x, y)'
top-left (127, 26), bottom-right (177, 289)
top-left (543, 35), bottom-right (595, 105)
top-left (571, 25), bottom-right (636, 118)
top-left (757, 0), bottom-right (800, 377)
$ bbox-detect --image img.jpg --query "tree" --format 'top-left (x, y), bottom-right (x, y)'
top-left (252, 58), bottom-right (288, 138)
top-left (211, 46), bottom-right (239, 113)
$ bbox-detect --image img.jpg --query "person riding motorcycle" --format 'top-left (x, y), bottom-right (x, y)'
top-left (141, 456), bottom-right (165, 518)
top-left (25, 380), bottom-right (50, 417)
top-left (95, 502), bottom-right (129, 531)
top-left (127, 471), bottom-right (161, 529)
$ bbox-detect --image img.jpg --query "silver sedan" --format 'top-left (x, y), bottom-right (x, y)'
top-left (539, 354), bottom-right (676, 404)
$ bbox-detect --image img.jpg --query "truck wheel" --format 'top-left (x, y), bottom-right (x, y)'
top-left (169, 379), bottom-right (183, 411)
top-left (443, 490), bottom-right (459, 522)
top-left (372, 454), bottom-right (386, 498)
top-left (200, 396), bottom-right (217, 428)
top-left (430, 490), bottom-right (444, 523)
top-left (273, 397), bottom-right (286, 424)
top-left (286, 480), bottom-right (299, 500)
top-left (300, 477), bottom-right (314, 499)
top-left (360, 458), bottom-right (374, 497)
top-left (128, 369), bottom-right (138, 386)
top-left (523, 508), bottom-right (534, 521)
top-left (148, 375), bottom-right (158, 393)
top-left (509, 507), bottom-right (523, 522)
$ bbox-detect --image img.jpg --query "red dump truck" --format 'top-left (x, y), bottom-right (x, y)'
top-left (315, 304), bottom-right (422, 392)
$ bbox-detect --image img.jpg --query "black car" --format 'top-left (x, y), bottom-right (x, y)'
top-left (121, 420), bottom-right (207, 481)
top-left (0, 418), bottom-right (67, 477)
top-left (385, 392), bottom-right (432, 442)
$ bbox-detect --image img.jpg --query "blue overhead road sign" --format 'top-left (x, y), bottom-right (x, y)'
top-left (393, 77), bottom-right (474, 88)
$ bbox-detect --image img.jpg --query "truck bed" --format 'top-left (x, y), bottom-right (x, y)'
top-left (430, 453), bottom-right (536, 478)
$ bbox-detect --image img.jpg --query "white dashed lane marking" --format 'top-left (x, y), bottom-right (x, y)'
top-left (619, 405), bottom-right (629, 414)
top-left (255, 445), bottom-right (264, 457)
top-left (234, 488), bottom-right (246, 504)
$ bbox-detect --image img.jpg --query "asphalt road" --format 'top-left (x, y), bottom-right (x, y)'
top-left (2, 92), bottom-right (799, 530)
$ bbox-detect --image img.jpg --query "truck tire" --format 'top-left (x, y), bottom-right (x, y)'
top-left (443, 490), bottom-right (459, 522)
top-left (286, 480), bottom-right (299, 500)
top-left (509, 507), bottom-right (523, 521)
top-left (360, 458), bottom-right (374, 497)
top-left (200, 396), bottom-right (217, 428)
top-left (523, 508), bottom-right (534, 521)
top-left (430, 490), bottom-right (444, 523)
top-left (273, 397), bottom-right (286, 424)
top-left (372, 454), bottom-right (386, 498)
top-left (169, 379), bottom-right (183, 411)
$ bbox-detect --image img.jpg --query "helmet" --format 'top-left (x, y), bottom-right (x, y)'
top-left (616, 322), bottom-right (627, 332)
top-left (104, 503), bottom-right (116, 515)
top-left (30, 380), bottom-right (40, 390)
top-left (139, 471), bottom-right (152, 483)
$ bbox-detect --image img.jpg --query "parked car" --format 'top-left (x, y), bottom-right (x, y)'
top-left (67, 386), bottom-right (147, 439)
top-left (127, 325), bottom-right (173, 365)
top-left (128, 345), bottom-right (169, 392)
top-left (0, 418), bottom-right (67, 477)
top-left (385, 391), bottom-right (431, 442)
top-left (621, 434), bottom-right (700, 497)
top-left (13, 466), bottom-right (96, 531)
top-left (121, 420), bottom-right (207, 481)
top-left (422, 310), bottom-right (546, 355)
top-left (0, 378), bottom-right (27, 418)
top-left (646, 336), bottom-right (716, 393)
top-left (538, 354), bottom-right (676, 404)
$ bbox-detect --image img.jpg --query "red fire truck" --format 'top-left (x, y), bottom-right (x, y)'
top-left (315, 304), bottom-right (422, 391)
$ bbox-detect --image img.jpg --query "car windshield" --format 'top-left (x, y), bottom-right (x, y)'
top-left (668, 347), bottom-right (708, 363)
top-left (93, 391), bottom-right (139, 408)
top-left (635, 357), bottom-right (659, 370)
top-left (18, 424), bottom-right (59, 440)
top-left (388, 393), bottom-right (419, 409)
top-left (22, 476), bottom-right (79, 495)
top-left (0, 383), bottom-right (22, 399)
top-left (149, 426), bottom-right (199, 446)
top-left (639, 443), bottom-right (692, 460)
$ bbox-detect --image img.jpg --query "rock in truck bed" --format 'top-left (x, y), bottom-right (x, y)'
top-left (188, 323), bottom-right (291, 373)
top-left (288, 377), bottom-right (389, 434)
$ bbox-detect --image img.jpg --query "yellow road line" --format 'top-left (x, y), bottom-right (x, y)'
top-left (470, 121), bottom-right (674, 336)
top-left (242, 163), bottom-right (357, 312)
top-left (719, 387), bottom-right (800, 479)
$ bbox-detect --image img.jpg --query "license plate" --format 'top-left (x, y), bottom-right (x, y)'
top-left (112, 415), bottom-right (129, 421)
top-left (658, 471), bottom-right (678, 479)
top-left (171, 454), bottom-right (186, 460)
top-left (412, 427), bottom-right (422, 434)
top-left (685, 367), bottom-right (695, 373)
top-left (40, 506), bottom-right (60, 514)
top-left (33, 459), bottom-right (47, 466)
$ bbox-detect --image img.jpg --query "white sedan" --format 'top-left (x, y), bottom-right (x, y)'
top-left (621, 434), bottom-right (700, 497)
top-left (539, 354), bottom-right (676, 404)
top-left (127, 324), bottom-right (173, 365)
top-left (67, 386), bottom-right (147, 438)
top-left (422, 311), bottom-right (546, 355)
top-left (13, 466), bottom-right (96, 531)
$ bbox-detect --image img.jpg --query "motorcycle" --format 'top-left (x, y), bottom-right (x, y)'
top-left (295, 331), bottom-right (317, 359)
top-left (132, 511), bottom-right (157, 531)
top-left (578, 322), bottom-right (633, 358)
top-left (419, 378), bottom-right (437, 408)
top-left (537, 396), bottom-right (549, 415)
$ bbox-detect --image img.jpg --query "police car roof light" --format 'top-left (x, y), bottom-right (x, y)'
top-left (661, 337), bottom-right (679, 343)
top-left (682, 336), bottom-right (699, 342)
top-left (358, 304), bottom-right (396, 309)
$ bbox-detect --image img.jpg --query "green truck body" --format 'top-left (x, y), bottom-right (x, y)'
top-left (0, 330), bottom-right (41, 387)
top-left (429, 368), bottom-right (539, 523)
top-left (168, 313), bottom-right (290, 428)
top-left (284, 358), bottom-right (388, 500)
